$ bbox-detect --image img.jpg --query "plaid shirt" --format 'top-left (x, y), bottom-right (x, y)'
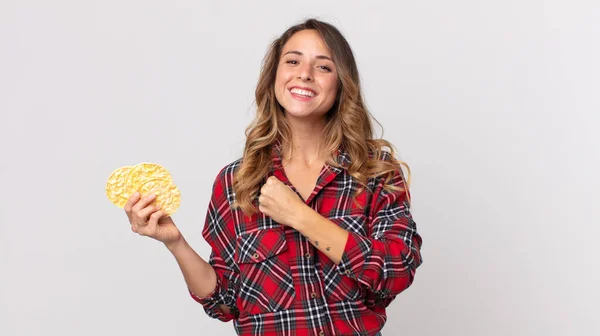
top-left (191, 143), bottom-right (423, 335)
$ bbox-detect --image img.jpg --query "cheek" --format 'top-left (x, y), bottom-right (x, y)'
top-left (275, 69), bottom-right (293, 92)
top-left (274, 71), bottom-right (286, 102)
top-left (275, 67), bottom-right (292, 85)
top-left (274, 72), bottom-right (282, 90)
top-left (322, 78), bottom-right (339, 102)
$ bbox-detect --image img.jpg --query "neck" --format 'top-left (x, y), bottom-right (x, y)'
top-left (282, 114), bottom-right (327, 165)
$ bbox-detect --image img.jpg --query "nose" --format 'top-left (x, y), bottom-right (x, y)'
top-left (297, 63), bottom-right (313, 82)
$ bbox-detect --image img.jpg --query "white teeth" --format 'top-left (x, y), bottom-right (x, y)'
top-left (290, 88), bottom-right (315, 97)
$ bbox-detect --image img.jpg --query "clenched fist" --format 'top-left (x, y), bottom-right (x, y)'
top-left (258, 176), bottom-right (308, 227)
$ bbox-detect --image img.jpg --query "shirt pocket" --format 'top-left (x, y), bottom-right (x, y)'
top-left (234, 226), bottom-right (296, 315)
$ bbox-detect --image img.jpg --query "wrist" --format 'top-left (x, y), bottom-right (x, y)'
top-left (165, 235), bottom-right (187, 253)
top-left (291, 205), bottom-right (315, 231)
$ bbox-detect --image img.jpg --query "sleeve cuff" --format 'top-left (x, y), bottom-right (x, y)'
top-left (336, 232), bottom-right (372, 282)
top-left (189, 277), bottom-right (237, 321)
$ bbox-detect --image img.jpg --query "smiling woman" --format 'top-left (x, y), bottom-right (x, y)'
top-left (124, 18), bottom-right (423, 336)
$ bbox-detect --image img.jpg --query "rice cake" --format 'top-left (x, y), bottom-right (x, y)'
top-left (105, 166), bottom-right (135, 208)
top-left (138, 178), bottom-right (181, 216)
top-left (106, 162), bottom-right (181, 216)
top-left (127, 162), bottom-right (173, 191)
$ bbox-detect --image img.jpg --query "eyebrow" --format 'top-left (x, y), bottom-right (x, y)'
top-left (283, 50), bottom-right (333, 61)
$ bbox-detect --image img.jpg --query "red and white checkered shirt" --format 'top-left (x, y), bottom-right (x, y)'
top-left (191, 143), bottom-right (423, 335)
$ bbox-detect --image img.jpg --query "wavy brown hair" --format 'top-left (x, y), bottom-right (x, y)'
top-left (232, 18), bottom-right (411, 216)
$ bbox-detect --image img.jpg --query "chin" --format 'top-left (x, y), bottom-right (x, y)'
top-left (283, 107), bottom-right (327, 119)
top-left (281, 99), bottom-right (328, 118)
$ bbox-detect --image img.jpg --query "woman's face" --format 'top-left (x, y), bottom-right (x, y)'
top-left (274, 29), bottom-right (339, 120)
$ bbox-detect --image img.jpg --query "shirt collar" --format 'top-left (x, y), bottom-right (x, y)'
top-left (270, 138), bottom-right (350, 203)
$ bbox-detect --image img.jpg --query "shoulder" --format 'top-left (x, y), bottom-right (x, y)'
top-left (365, 148), bottom-right (401, 179)
top-left (377, 149), bottom-right (394, 163)
top-left (214, 157), bottom-right (243, 182)
top-left (365, 146), bottom-right (394, 162)
top-left (337, 144), bottom-right (394, 168)
top-left (366, 149), bottom-right (408, 190)
top-left (209, 157), bottom-right (243, 200)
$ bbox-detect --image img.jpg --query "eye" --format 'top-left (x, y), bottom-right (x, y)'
top-left (318, 65), bottom-right (332, 72)
top-left (286, 60), bottom-right (299, 65)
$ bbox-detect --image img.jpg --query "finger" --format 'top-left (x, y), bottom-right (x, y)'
top-left (132, 193), bottom-right (156, 213)
top-left (124, 192), bottom-right (141, 213)
top-left (260, 183), bottom-right (271, 196)
top-left (135, 204), bottom-right (159, 224)
top-left (139, 210), bottom-right (164, 237)
top-left (147, 210), bottom-right (164, 230)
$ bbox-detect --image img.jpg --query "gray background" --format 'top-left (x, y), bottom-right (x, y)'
top-left (1, 1), bottom-right (598, 335)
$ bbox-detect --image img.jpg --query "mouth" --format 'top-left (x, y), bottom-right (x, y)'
top-left (288, 86), bottom-right (317, 101)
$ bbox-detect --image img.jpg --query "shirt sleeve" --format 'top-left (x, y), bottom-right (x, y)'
top-left (189, 170), bottom-right (240, 322)
top-left (336, 164), bottom-right (423, 300)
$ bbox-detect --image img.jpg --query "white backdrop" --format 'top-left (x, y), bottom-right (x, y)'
top-left (1, 1), bottom-right (598, 335)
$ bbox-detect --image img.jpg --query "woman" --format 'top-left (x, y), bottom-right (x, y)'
top-left (124, 18), bottom-right (423, 336)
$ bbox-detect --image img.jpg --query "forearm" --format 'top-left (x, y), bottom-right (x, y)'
top-left (165, 237), bottom-right (219, 299)
top-left (292, 205), bottom-right (422, 297)
top-left (166, 237), bottom-right (233, 314)
top-left (292, 207), bottom-right (349, 264)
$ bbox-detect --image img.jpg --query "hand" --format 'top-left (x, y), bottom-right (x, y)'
top-left (258, 176), bottom-right (307, 227)
top-left (124, 192), bottom-right (182, 246)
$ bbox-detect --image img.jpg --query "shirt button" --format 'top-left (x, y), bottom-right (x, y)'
top-left (253, 253), bottom-right (259, 259)
top-left (305, 252), bottom-right (311, 258)
top-left (311, 292), bottom-right (317, 298)
top-left (345, 270), bottom-right (351, 275)
top-left (319, 331), bottom-right (325, 336)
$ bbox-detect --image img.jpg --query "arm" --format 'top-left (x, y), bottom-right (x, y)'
top-left (166, 238), bottom-right (232, 316)
top-left (290, 209), bottom-right (349, 264)
top-left (292, 168), bottom-right (423, 299)
top-left (183, 171), bottom-right (240, 321)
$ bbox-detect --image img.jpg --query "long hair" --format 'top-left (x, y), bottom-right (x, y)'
top-left (232, 18), bottom-right (411, 216)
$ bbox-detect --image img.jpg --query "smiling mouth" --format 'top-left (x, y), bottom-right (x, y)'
top-left (289, 87), bottom-right (317, 100)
